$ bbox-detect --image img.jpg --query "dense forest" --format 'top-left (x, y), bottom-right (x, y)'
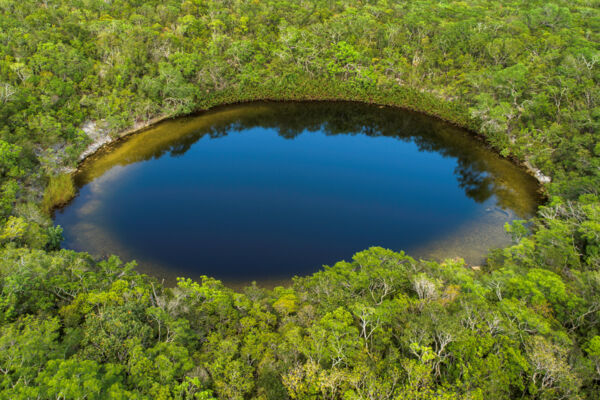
top-left (1, 0), bottom-right (599, 398)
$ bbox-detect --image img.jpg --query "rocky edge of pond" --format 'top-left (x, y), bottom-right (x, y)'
top-left (67, 108), bottom-right (552, 186)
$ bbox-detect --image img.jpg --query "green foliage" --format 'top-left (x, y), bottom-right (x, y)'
top-left (0, 315), bottom-right (60, 392)
top-left (0, 140), bottom-right (23, 178)
top-left (41, 174), bottom-right (75, 214)
top-left (0, 0), bottom-right (599, 398)
top-left (0, 245), bottom-right (597, 397)
top-left (0, 181), bottom-right (18, 221)
top-left (45, 224), bottom-right (63, 251)
top-left (36, 359), bottom-right (130, 400)
top-left (0, 216), bottom-right (27, 244)
top-left (586, 336), bottom-right (600, 378)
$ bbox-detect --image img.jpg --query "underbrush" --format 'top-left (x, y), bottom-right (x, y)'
top-left (41, 174), bottom-right (75, 214)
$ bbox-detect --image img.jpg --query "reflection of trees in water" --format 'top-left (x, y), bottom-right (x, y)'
top-left (79, 102), bottom-right (541, 217)
top-left (454, 163), bottom-right (494, 204)
top-left (156, 124), bottom-right (233, 158)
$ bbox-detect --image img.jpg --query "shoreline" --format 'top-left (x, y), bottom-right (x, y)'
top-left (70, 97), bottom-right (551, 187)
top-left (52, 97), bottom-right (548, 289)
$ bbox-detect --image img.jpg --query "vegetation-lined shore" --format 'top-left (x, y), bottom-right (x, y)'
top-left (56, 101), bottom-right (543, 286)
top-left (0, 0), bottom-right (599, 398)
top-left (71, 81), bottom-right (478, 167)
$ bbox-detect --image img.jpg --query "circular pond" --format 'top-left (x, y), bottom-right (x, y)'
top-left (55, 102), bottom-right (542, 286)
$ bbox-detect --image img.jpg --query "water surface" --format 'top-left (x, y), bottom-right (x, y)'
top-left (55, 102), bottom-right (541, 286)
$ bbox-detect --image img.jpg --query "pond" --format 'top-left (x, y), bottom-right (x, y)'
top-left (55, 102), bottom-right (542, 287)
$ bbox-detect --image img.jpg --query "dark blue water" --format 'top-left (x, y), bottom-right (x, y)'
top-left (55, 102), bottom-right (540, 286)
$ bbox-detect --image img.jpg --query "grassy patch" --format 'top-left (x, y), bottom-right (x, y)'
top-left (41, 174), bottom-right (76, 214)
